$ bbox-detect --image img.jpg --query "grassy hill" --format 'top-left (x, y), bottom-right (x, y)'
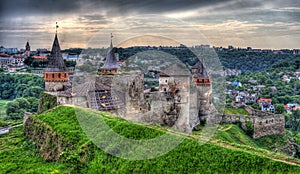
top-left (0, 126), bottom-right (68, 173)
top-left (2, 106), bottom-right (300, 173)
top-left (214, 124), bottom-right (296, 156)
top-left (223, 108), bottom-right (250, 115)
top-left (214, 124), bottom-right (259, 148)
top-left (0, 100), bottom-right (9, 119)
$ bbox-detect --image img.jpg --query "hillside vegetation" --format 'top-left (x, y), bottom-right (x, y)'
top-left (0, 126), bottom-right (68, 173)
top-left (214, 124), bottom-right (297, 157)
top-left (0, 73), bottom-right (44, 100)
top-left (0, 100), bottom-right (9, 119)
top-left (16, 106), bottom-right (300, 173)
top-left (223, 108), bottom-right (250, 115)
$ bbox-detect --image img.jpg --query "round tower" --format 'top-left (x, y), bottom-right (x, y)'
top-left (44, 24), bottom-right (69, 92)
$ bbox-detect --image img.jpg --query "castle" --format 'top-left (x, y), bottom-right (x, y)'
top-left (42, 31), bottom-right (285, 137)
top-left (43, 32), bottom-right (213, 132)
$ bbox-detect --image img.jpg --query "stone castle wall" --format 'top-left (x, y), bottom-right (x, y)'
top-left (216, 113), bottom-right (285, 139)
top-left (253, 115), bottom-right (285, 139)
top-left (243, 105), bottom-right (275, 117)
top-left (107, 72), bottom-right (145, 119)
top-left (45, 81), bottom-right (68, 92)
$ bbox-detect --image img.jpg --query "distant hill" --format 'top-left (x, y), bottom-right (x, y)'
top-left (6, 106), bottom-right (297, 173)
top-left (116, 47), bottom-right (300, 72)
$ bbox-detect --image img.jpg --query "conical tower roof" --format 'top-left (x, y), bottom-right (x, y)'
top-left (192, 61), bottom-right (209, 78)
top-left (45, 33), bottom-right (68, 72)
top-left (25, 41), bottom-right (30, 51)
top-left (101, 35), bottom-right (120, 70)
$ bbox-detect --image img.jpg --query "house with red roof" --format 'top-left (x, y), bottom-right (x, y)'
top-left (258, 98), bottom-right (275, 112)
top-left (285, 103), bottom-right (300, 113)
top-left (32, 55), bottom-right (47, 61)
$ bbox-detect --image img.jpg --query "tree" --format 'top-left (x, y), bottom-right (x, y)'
top-left (275, 104), bottom-right (285, 114)
top-left (6, 101), bottom-right (22, 120)
top-left (296, 60), bottom-right (300, 69)
top-left (32, 60), bottom-right (40, 68)
top-left (26, 97), bottom-right (39, 112)
top-left (5, 97), bottom-right (39, 120)
top-left (15, 98), bottom-right (30, 110)
top-left (251, 103), bottom-right (260, 110)
top-left (1, 90), bottom-right (10, 99)
top-left (0, 73), bottom-right (44, 100)
top-left (22, 86), bottom-right (44, 98)
top-left (291, 110), bottom-right (300, 132)
top-left (245, 121), bottom-right (254, 136)
top-left (24, 56), bottom-right (34, 66)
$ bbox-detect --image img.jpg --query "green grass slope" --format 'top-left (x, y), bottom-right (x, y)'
top-left (0, 126), bottom-right (68, 173)
top-left (214, 124), bottom-right (296, 156)
top-left (21, 106), bottom-right (300, 173)
top-left (223, 108), bottom-right (250, 115)
top-left (0, 100), bottom-right (9, 119)
top-left (214, 124), bottom-right (259, 148)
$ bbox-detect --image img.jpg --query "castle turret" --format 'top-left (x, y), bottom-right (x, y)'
top-left (191, 59), bottom-right (213, 126)
top-left (25, 41), bottom-right (30, 57)
top-left (44, 27), bottom-right (69, 92)
top-left (192, 59), bottom-right (211, 86)
top-left (100, 34), bottom-right (120, 73)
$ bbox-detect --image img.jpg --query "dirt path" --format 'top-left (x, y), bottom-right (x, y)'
top-left (222, 125), bottom-right (233, 131)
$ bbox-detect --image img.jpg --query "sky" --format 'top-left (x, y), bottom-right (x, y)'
top-left (0, 0), bottom-right (300, 50)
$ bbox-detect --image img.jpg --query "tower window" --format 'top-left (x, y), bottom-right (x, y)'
top-left (52, 74), bottom-right (54, 78)
top-left (58, 73), bottom-right (61, 78)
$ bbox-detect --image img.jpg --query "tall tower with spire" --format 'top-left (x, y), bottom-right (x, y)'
top-left (100, 33), bottom-right (120, 73)
top-left (44, 23), bottom-right (69, 92)
top-left (25, 41), bottom-right (30, 57)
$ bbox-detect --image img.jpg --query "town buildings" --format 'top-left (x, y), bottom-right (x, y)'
top-left (258, 98), bottom-right (275, 112)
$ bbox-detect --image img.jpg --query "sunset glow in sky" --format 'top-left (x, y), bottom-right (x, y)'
top-left (0, 0), bottom-right (300, 50)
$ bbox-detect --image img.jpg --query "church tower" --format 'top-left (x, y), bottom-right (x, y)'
top-left (25, 41), bottom-right (30, 57)
top-left (100, 34), bottom-right (120, 73)
top-left (44, 24), bottom-right (69, 92)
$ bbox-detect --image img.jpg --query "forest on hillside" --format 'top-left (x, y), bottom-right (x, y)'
top-left (0, 73), bottom-right (44, 100)
top-left (115, 47), bottom-right (300, 72)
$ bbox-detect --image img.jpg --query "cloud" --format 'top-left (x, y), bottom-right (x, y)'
top-left (0, 0), bottom-right (300, 49)
top-left (1, 0), bottom-right (251, 18)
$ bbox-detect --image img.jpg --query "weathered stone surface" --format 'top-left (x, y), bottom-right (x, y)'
top-left (244, 105), bottom-right (275, 117)
top-left (24, 116), bottom-right (69, 161)
top-left (279, 137), bottom-right (298, 157)
top-left (215, 112), bottom-right (285, 139)
top-left (45, 81), bottom-right (68, 92)
top-left (253, 115), bottom-right (285, 139)
top-left (38, 92), bottom-right (58, 113)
